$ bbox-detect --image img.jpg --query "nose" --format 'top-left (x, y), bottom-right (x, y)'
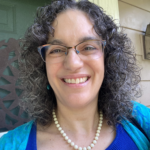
top-left (63, 48), bottom-right (83, 71)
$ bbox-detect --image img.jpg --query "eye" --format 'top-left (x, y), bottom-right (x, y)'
top-left (50, 49), bottom-right (65, 54)
top-left (84, 46), bottom-right (96, 51)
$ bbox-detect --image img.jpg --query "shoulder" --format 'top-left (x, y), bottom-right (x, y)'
top-left (121, 101), bottom-right (150, 149)
top-left (0, 121), bottom-right (34, 150)
top-left (132, 101), bottom-right (150, 126)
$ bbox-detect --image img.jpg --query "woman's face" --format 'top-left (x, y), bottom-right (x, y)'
top-left (46, 9), bottom-right (104, 109)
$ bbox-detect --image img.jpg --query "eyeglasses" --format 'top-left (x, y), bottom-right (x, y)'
top-left (38, 39), bottom-right (106, 64)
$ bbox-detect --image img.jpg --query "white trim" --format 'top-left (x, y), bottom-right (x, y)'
top-left (0, 132), bottom-right (8, 138)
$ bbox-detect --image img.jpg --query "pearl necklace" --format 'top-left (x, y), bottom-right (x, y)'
top-left (52, 110), bottom-right (103, 150)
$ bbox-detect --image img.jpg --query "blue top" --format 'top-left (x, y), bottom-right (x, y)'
top-left (26, 123), bottom-right (138, 150)
top-left (0, 101), bottom-right (150, 150)
top-left (106, 124), bottom-right (138, 150)
top-left (26, 123), bottom-right (37, 150)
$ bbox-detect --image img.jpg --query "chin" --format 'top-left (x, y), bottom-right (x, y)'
top-left (61, 94), bottom-right (97, 109)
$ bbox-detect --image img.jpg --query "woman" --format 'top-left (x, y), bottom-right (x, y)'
top-left (0, 0), bottom-right (150, 150)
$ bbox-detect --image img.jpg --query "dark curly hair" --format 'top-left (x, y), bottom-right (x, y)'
top-left (19, 0), bottom-right (141, 126)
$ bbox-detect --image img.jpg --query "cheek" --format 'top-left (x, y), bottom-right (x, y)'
top-left (46, 64), bottom-right (61, 85)
top-left (89, 58), bottom-right (105, 92)
top-left (93, 60), bottom-right (105, 92)
top-left (89, 57), bottom-right (105, 77)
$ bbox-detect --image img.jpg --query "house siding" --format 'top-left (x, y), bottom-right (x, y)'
top-left (119, 0), bottom-right (150, 107)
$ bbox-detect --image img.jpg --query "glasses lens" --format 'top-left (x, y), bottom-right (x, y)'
top-left (40, 45), bottom-right (49, 61)
top-left (39, 40), bottom-right (105, 63)
top-left (41, 45), bottom-right (67, 63)
top-left (76, 40), bottom-right (103, 60)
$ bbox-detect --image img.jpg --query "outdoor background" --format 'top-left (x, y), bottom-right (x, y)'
top-left (119, 0), bottom-right (150, 107)
top-left (0, 0), bottom-right (149, 133)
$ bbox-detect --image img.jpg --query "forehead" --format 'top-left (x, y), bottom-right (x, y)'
top-left (49, 9), bottom-right (99, 44)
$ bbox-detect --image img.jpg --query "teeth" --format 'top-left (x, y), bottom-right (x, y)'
top-left (82, 77), bottom-right (86, 82)
top-left (64, 77), bottom-right (88, 84)
top-left (76, 78), bottom-right (79, 84)
top-left (66, 79), bottom-right (69, 83)
top-left (72, 79), bottom-right (75, 83)
top-left (79, 78), bottom-right (83, 82)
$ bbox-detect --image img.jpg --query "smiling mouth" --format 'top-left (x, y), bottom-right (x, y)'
top-left (63, 77), bottom-right (89, 84)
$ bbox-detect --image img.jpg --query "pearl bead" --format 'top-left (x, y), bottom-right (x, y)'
top-left (99, 121), bottom-right (103, 124)
top-left (87, 146), bottom-right (91, 150)
top-left (58, 127), bottom-right (62, 131)
top-left (54, 118), bottom-right (57, 121)
top-left (68, 139), bottom-right (71, 143)
top-left (78, 147), bottom-right (82, 150)
top-left (91, 143), bottom-right (94, 147)
top-left (97, 130), bottom-right (100, 133)
top-left (83, 147), bottom-right (87, 150)
top-left (65, 136), bottom-right (68, 140)
top-left (93, 140), bottom-right (97, 144)
top-left (74, 145), bottom-right (78, 149)
top-left (63, 133), bottom-right (66, 137)
top-left (99, 120), bottom-right (102, 123)
top-left (60, 130), bottom-right (64, 134)
top-left (71, 142), bottom-right (74, 146)
top-left (52, 111), bottom-right (55, 115)
top-left (53, 115), bottom-right (56, 118)
top-left (95, 137), bottom-right (98, 140)
top-left (99, 123), bottom-right (102, 127)
top-left (96, 133), bottom-right (99, 137)
top-left (56, 124), bottom-right (60, 128)
top-left (55, 121), bottom-right (58, 124)
top-left (98, 127), bottom-right (101, 130)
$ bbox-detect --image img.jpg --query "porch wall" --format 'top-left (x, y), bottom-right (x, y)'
top-left (118, 0), bottom-right (150, 107)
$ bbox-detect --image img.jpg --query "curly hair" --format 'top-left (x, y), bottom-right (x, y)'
top-left (19, 0), bottom-right (141, 126)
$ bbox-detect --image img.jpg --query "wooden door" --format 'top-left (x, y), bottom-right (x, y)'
top-left (0, 0), bottom-right (49, 132)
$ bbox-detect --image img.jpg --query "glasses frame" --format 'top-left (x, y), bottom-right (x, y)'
top-left (38, 39), bottom-right (106, 62)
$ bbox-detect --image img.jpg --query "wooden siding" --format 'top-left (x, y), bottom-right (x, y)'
top-left (119, 0), bottom-right (150, 106)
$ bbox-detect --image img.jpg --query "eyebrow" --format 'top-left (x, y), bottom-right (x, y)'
top-left (48, 36), bottom-right (99, 46)
top-left (48, 39), bottom-right (64, 45)
top-left (78, 36), bottom-right (99, 43)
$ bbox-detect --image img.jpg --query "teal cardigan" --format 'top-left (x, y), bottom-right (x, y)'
top-left (0, 101), bottom-right (150, 150)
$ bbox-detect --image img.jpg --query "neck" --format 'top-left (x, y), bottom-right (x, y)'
top-left (56, 102), bottom-right (99, 135)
